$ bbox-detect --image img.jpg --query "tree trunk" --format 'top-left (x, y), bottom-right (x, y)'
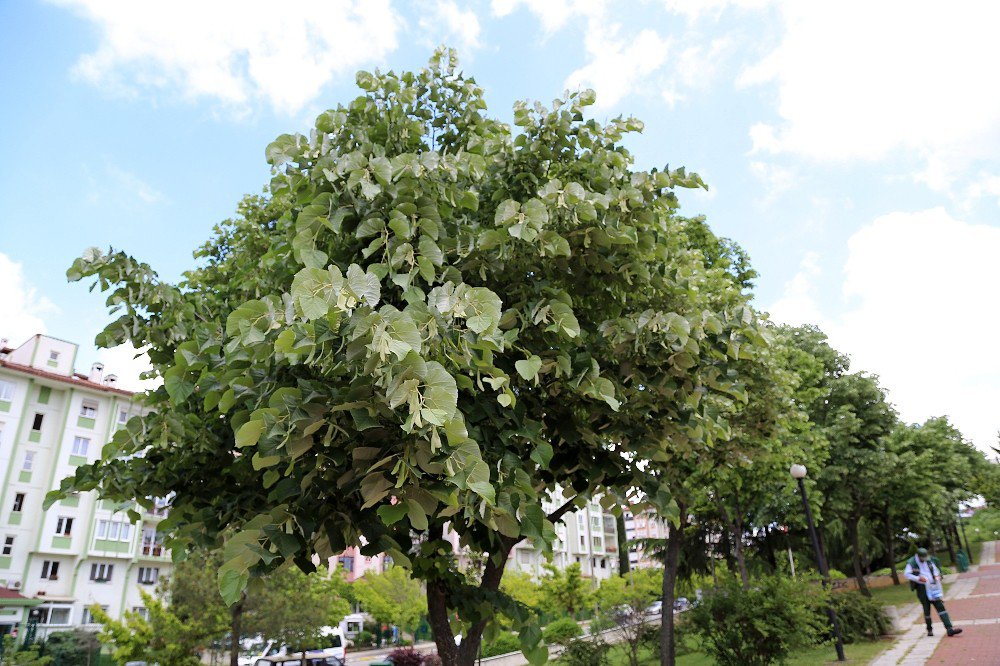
top-left (717, 499), bottom-right (749, 589)
top-left (617, 512), bottom-right (631, 576)
top-left (660, 503), bottom-right (686, 666)
top-left (762, 524), bottom-right (778, 573)
top-left (942, 525), bottom-right (956, 564)
top-left (847, 516), bottom-right (870, 597)
top-left (229, 594), bottom-right (246, 666)
top-left (426, 528), bottom-right (512, 666)
top-left (885, 512), bottom-right (900, 586)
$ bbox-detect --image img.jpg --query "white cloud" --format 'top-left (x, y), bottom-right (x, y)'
top-left (94, 343), bottom-right (160, 393)
top-left (53, 0), bottom-right (401, 115)
top-left (420, 0), bottom-right (482, 51)
top-left (0, 253), bottom-right (57, 347)
top-left (769, 208), bottom-right (1000, 451)
top-left (740, 1), bottom-right (1000, 170)
top-left (767, 251), bottom-right (825, 327)
top-left (748, 159), bottom-right (795, 205)
top-left (491, 0), bottom-right (605, 33)
top-left (565, 22), bottom-right (670, 109)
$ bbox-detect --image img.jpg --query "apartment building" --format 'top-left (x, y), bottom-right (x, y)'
top-left (0, 334), bottom-right (167, 638)
top-left (507, 496), bottom-right (619, 581)
top-left (623, 506), bottom-right (670, 569)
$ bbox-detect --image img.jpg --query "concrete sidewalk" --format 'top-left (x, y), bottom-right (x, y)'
top-left (872, 540), bottom-right (1000, 665)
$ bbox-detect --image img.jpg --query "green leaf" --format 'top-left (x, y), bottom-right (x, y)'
top-left (377, 503), bottom-right (408, 526)
top-left (463, 287), bottom-right (503, 334)
top-left (235, 419), bottom-right (265, 448)
top-left (421, 362), bottom-right (458, 426)
top-left (546, 301), bottom-right (580, 338)
top-left (163, 367), bottom-right (194, 403)
top-left (291, 265), bottom-right (345, 321)
top-left (515, 355), bottom-right (542, 381)
top-left (530, 441), bottom-right (553, 468)
top-left (495, 199), bottom-right (520, 225)
top-left (405, 498), bottom-right (429, 530)
top-left (218, 566), bottom-right (249, 607)
top-left (370, 156), bottom-right (393, 186)
top-left (346, 264), bottom-right (381, 307)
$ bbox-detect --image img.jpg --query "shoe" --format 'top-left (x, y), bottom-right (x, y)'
top-left (927, 629), bottom-right (934, 637)
top-left (947, 628), bottom-right (963, 636)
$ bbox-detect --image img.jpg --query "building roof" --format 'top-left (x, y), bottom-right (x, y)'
top-left (0, 588), bottom-right (43, 607)
top-left (0, 359), bottom-right (135, 397)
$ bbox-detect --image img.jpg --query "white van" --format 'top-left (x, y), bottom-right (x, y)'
top-left (238, 627), bottom-right (346, 666)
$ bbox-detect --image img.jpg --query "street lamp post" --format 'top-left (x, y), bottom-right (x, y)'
top-left (790, 464), bottom-right (846, 662)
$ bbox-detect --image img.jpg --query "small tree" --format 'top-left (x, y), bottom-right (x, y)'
top-left (0, 636), bottom-right (52, 666)
top-left (352, 566), bottom-right (426, 641)
top-left (90, 593), bottom-right (202, 666)
top-left (37, 631), bottom-right (99, 666)
top-left (593, 573), bottom-right (659, 666)
top-left (539, 563), bottom-right (591, 618)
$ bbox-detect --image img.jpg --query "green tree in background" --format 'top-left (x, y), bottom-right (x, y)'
top-left (538, 563), bottom-right (591, 617)
top-left (353, 566), bottom-right (427, 641)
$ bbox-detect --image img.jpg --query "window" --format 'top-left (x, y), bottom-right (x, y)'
top-left (32, 605), bottom-right (72, 626)
top-left (600, 558), bottom-right (607, 569)
top-left (55, 517), bottom-right (74, 536)
top-left (89, 563), bottom-right (114, 582)
top-left (117, 409), bottom-right (129, 424)
top-left (12, 493), bottom-right (25, 512)
top-left (82, 606), bottom-right (108, 625)
top-left (49, 351), bottom-right (59, 361)
top-left (79, 402), bottom-right (97, 419)
top-left (591, 515), bottom-right (601, 530)
top-left (518, 550), bottom-right (532, 565)
top-left (2, 536), bottom-right (13, 555)
top-left (132, 606), bottom-right (149, 621)
top-left (592, 535), bottom-right (602, 548)
top-left (0, 380), bottom-right (14, 401)
top-left (141, 528), bottom-right (163, 555)
top-left (31, 413), bottom-right (43, 431)
top-left (71, 436), bottom-right (89, 456)
top-left (579, 534), bottom-right (586, 547)
top-left (138, 567), bottom-right (159, 585)
top-left (96, 520), bottom-right (132, 542)
top-left (22, 451), bottom-right (34, 471)
top-left (41, 560), bottom-right (60, 580)
top-left (338, 556), bottom-right (354, 573)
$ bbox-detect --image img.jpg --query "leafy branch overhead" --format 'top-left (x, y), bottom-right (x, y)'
top-left (53, 48), bottom-right (763, 666)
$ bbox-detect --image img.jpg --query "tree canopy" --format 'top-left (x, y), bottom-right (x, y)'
top-left (53, 49), bottom-right (762, 666)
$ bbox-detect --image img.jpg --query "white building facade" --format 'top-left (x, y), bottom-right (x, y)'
top-left (506, 496), bottom-right (620, 581)
top-left (0, 335), bottom-right (167, 638)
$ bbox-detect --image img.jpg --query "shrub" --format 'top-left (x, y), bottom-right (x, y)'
top-left (687, 577), bottom-right (825, 666)
top-left (39, 630), bottom-right (100, 666)
top-left (827, 592), bottom-right (891, 643)
top-left (544, 617), bottom-right (583, 645)
top-left (356, 630), bottom-right (375, 647)
top-left (481, 632), bottom-right (520, 657)
top-left (388, 646), bottom-right (424, 666)
top-left (560, 638), bottom-right (610, 666)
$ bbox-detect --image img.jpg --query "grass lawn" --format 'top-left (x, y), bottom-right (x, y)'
top-left (868, 581), bottom-right (946, 609)
top-left (598, 637), bottom-right (890, 666)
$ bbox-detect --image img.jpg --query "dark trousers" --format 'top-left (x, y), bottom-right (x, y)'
top-left (915, 584), bottom-right (953, 630)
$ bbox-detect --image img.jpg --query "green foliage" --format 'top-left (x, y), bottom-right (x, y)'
top-left (539, 563), bottom-right (591, 617)
top-left (481, 632), bottom-right (520, 657)
top-left (37, 630), bottom-right (99, 666)
top-left (57, 47), bottom-right (764, 662)
top-left (1, 636), bottom-right (53, 666)
top-left (826, 592), bottom-right (891, 643)
top-left (356, 630), bottom-right (375, 647)
top-left (89, 593), bottom-right (203, 666)
top-left (559, 638), bottom-right (610, 666)
top-left (353, 566), bottom-right (427, 637)
top-left (542, 618), bottom-right (582, 645)
top-left (687, 577), bottom-right (825, 666)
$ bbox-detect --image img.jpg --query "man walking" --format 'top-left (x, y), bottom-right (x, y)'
top-left (904, 547), bottom-right (963, 637)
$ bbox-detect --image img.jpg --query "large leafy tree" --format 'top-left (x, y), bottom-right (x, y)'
top-left (353, 566), bottom-right (427, 639)
top-left (53, 50), bottom-right (756, 666)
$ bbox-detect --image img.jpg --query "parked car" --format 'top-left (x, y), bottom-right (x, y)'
top-left (673, 597), bottom-right (690, 612)
top-left (238, 628), bottom-right (346, 666)
top-left (252, 655), bottom-right (344, 666)
top-left (646, 600), bottom-right (663, 615)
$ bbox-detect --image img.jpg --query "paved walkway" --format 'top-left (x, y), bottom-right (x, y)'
top-left (872, 541), bottom-right (1000, 665)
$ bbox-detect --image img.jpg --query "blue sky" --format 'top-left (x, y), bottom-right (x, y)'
top-left (2, 0), bottom-right (998, 450)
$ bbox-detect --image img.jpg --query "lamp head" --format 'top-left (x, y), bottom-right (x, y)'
top-left (789, 464), bottom-right (807, 480)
